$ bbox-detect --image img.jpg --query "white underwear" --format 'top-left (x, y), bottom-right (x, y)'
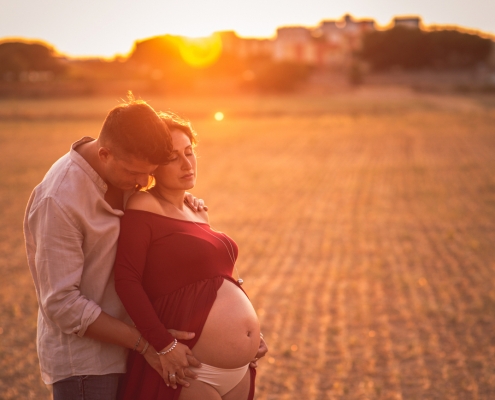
top-left (189, 363), bottom-right (249, 396)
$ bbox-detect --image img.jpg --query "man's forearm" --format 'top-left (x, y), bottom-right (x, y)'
top-left (84, 311), bottom-right (145, 352)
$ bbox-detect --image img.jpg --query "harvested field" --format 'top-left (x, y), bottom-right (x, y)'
top-left (1, 88), bottom-right (495, 399)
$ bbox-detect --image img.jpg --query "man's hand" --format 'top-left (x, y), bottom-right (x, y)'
top-left (250, 336), bottom-right (268, 368)
top-left (184, 192), bottom-right (208, 212)
top-left (142, 344), bottom-right (162, 376)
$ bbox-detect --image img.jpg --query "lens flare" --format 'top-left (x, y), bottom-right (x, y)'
top-left (176, 33), bottom-right (223, 68)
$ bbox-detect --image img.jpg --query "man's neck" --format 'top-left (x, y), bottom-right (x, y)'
top-left (75, 140), bottom-right (107, 183)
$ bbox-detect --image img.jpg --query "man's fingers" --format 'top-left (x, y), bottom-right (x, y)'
top-left (176, 376), bottom-right (190, 387)
top-left (176, 368), bottom-right (186, 380)
top-left (183, 193), bottom-right (198, 211)
top-left (250, 361), bottom-right (258, 368)
top-left (183, 367), bottom-right (198, 380)
top-left (167, 329), bottom-right (195, 340)
top-left (186, 354), bottom-right (202, 368)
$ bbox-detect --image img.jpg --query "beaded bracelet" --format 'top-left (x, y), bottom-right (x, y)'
top-left (139, 341), bottom-right (150, 355)
top-left (157, 339), bottom-right (178, 356)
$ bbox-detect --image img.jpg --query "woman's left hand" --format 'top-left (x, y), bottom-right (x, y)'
top-left (184, 192), bottom-right (208, 212)
top-left (250, 337), bottom-right (268, 368)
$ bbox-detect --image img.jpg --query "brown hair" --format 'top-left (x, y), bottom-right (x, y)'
top-left (145, 111), bottom-right (198, 190)
top-left (99, 95), bottom-right (172, 164)
top-left (158, 111), bottom-right (197, 147)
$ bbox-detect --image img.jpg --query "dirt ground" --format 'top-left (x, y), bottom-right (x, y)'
top-left (1, 88), bottom-right (495, 399)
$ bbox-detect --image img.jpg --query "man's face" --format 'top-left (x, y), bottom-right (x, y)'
top-left (99, 148), bottom-right (158, 191)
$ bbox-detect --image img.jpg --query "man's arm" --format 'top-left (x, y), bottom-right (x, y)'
top-left (27, 197), bottom-right (198, 384)
top-left (28, 196), bottom-right (101, 336)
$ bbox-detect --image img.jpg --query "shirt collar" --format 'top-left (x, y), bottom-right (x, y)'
top-left (69, 137), bottom-right (109, 193)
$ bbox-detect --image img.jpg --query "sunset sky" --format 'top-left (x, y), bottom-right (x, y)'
top-left (1, 0), bottom-right (493, 58)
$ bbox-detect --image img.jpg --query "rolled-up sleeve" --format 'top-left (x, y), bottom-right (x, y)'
top-left (28, 196), bottom-right (101, 336)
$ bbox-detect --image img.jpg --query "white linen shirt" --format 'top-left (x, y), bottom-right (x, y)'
top-left (24, 137), bottom-right (131, 384)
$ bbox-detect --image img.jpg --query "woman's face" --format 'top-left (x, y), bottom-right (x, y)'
top-left (154, 129), bottom-right (196, 191)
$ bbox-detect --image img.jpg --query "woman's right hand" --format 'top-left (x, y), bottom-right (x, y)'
top-left (158, 341), bottom-right (198, 389)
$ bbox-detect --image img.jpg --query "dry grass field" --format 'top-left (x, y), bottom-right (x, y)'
top-left (1, 88), bottom-right (495, 399)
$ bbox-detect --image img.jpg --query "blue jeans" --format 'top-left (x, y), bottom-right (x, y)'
top-left (52, 373), bottom-right (123, 400)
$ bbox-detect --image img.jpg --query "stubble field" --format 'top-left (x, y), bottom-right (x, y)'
top-left (1, 88), bottom-right (495, 399)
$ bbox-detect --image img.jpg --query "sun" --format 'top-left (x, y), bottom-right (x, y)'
top-left (214, 112), bottom-right (224, 121)
top-left (176, 33), bottom-right (223, 69)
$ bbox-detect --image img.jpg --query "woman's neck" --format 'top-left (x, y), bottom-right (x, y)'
top-left (151, 186), bottom-right (185, 210)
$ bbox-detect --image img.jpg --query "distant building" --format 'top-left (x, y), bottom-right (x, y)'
top-left (273, 27), bottom-right (314, 63)
top-left (219, 14), bottom-right (378, 69)
top-left (218, 31), bottom-right (273, 59)
top-left (393, 16), bottom-right (421, 29)
top-left (273, 14), bottom-right (376, 68)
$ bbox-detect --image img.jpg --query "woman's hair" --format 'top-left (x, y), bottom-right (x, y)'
top-left (158, 111), bottom-right (197, 147)
top-left (145, 111), bottom-right (198, 190)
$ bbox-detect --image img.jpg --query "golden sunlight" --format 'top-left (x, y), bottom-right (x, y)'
top-left (214, 112), bottom-right (224, 121)
top-left (176, 33), bottom-right (223, 68)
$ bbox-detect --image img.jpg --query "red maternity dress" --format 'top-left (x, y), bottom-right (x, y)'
top-left (114, 209), bottom-right (256, 400)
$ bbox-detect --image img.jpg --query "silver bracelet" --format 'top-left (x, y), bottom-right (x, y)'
top-left (133, 334), bottom-right (142, 351)
top-left (139, 340), bottom-right (150, 355)
top-left (157, 339), bottom-right (178, 356)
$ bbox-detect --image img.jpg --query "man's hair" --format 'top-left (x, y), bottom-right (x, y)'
top-left (99, 95), bottom-right (172, 164)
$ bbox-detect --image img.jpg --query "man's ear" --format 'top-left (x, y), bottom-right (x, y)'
top-left (98, 147), bottom-right (111, 163)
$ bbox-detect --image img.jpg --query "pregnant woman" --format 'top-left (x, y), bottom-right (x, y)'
top-left (114, 112), bottom-right (267, 400)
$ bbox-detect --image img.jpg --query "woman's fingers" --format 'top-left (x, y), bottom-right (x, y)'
top-left (163, 370), bottom-right (171, 387)
top-left (168, 371), bottom-right (177, 389)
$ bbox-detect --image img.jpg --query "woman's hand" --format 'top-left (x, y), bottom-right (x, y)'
top-left (167, 329), bottom-right (202, 385)
top-left (250, 336), bottom-right (269, 368)
top-left (158, 341), bottom-right (197, 389)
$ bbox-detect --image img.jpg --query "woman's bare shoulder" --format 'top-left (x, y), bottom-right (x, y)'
top-left (196, 209), bottom-right (210, 224)
top-left (125, 191), bottom-right (162, 213)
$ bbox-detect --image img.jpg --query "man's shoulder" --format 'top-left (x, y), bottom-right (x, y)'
top-left (28, 152), bottom-right (93, 213)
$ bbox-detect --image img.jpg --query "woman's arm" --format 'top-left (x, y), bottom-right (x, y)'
top-left (114, 209), bottom-right (200, 388)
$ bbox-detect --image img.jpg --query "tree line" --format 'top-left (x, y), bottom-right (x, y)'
top-left (360, 27), bottom-right (492, 70)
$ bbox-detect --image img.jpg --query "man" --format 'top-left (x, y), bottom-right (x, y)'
top-left (24, 97), bottom-right (203, 399)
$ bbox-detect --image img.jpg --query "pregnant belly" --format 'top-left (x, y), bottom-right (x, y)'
top-left (192, 279), bottom-right (260, 369)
